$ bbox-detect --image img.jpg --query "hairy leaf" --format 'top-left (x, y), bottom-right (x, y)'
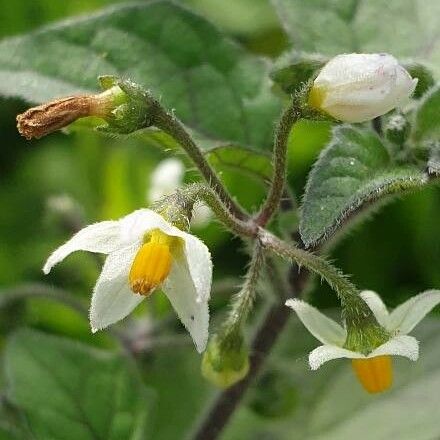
top-left (300, 126), bottom-right (428, 247)
top-left (413, 85), bottom-right (440, 143)
top-left (0, 1), bottom-right (280, 149)
top-left (5, 330), bottom-right (153, 440)
top-left (272, 0), bottom-right (440, 74)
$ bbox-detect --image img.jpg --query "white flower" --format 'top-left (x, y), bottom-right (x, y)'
top-left (148, 158), bottom-right (185, 203)
top-left (286, 290), bottom-right (440, 393)
top-left (309, 53), bottom-right (418, 123)
top-left (43, 209), bottom-right (213, 352)
top-left (148, 158), bottom-right (212, 228)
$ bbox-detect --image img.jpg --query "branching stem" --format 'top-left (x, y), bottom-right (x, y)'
top-left (150, 100), bottom-right (247, 221)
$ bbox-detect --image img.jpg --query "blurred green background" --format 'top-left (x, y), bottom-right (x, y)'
top-left (0, 1), bottom-right (439, 439)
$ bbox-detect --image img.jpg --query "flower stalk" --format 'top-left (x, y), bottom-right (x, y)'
top-left (259, 229), bottom-right (388, 351)
top-left (256, 99), bottom-right (301, 226)
top-left (222, 241), bottom-right (265, 338)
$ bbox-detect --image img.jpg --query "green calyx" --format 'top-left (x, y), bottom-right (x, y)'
top-left (343, 315), bottom-right (390, 355)
top-left (95, 75), bottom-right (156, 134)
top-left (150, 188), bottom-right (196, 232)
top-left (385, 113), bottom-right (411, 146)
top-left (201, 332), bottom-right (250, 389)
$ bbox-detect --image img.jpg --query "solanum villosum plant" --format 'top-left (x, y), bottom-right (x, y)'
top-left (3, 2), bottom-right (440, 439)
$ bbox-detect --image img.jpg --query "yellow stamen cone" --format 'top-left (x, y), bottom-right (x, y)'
top-left (129, 231), bottom-right (172, 296)
top-left (351, 355), bottom-right (393, 394)
top-left (308, 85), bottom-right (326, 110)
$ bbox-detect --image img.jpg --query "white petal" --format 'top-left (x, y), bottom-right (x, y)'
top-left (315, 53), bottom-right (416, 122)
top-left (285, 299), bottom-right (346, 346)
top-left (309, 345), bottom-right (364, 370)
top-left (179, 232), bottom-right (212, 303)
top-left (118, 209), bottom-right (175, 244)
top-left (315, 53), bottom-right (399, 88)
top-left (388, 290), bottom-right (440, 334)
top-left (369, 335), bottom-right (419, 361)
top-left (89, 244), bottom-right (144, 332)
top-left (43, 221), bottom-right (121, 274)
top-left (360, 290), bottom-right (389, 328)
top-left (162, 254), bottom-right (209, 352)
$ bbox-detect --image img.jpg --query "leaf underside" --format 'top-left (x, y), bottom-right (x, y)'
top-left (0, 1), bottom-right (280, 149)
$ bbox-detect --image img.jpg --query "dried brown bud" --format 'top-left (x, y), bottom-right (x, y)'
top-left (16, 96), bottom-right (96, 140)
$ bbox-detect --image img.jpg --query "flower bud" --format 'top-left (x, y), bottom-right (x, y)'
top-left (148, 158), bottom-right (185, 203)
top-left (385, 113), bottom-right (410, 146)
top-left (308, 53), bottom-right (418, 123)
top-left (201, 332), bottom-right (249, 389)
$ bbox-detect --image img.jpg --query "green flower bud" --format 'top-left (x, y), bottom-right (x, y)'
top-left (201, 332), bottom-right (250, 389)
top-left (385, 113), bottom-right (410, 146)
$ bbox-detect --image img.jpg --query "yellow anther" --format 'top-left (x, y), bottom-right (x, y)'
top-left (308, 85), bottom-right (326, 110)
top-left (129, 230), bottom-right (173, 296)
top-left (351, 355), bottom-right (393, 394)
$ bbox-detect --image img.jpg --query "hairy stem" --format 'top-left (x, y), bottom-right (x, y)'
top-left (256, 101), bottom-right (301, 226)
top-left (222, 241), bottom-right (265, 338)
top-left (151, 104), bottom-right (247, 221)
top-left (170, 183), bottom-right (258, 237)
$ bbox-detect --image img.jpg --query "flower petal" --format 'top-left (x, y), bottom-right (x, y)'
top-left (360, 290), bottom-right (389, 328)
top-left (369, 335), bottom-right (419, 361)
top-left (43, 221), bottom-right (121, 274)
top-left (388, 290), bottom-right (440, 334)
top-left (118, 209), bottom-right (176, 244)
top-left (309, 345), bottom-right (363, 370)
top-left (285, 299), bottom-right (346, 346)
top-left (89, 244), bottom-right (144, 332)
top-left (180, 233), bottom-right (212, 303)
top-left (163, 254), bottom-right (209, 353)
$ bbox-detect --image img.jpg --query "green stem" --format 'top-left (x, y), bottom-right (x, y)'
top-left (173, 183), bottom-right (258, 237)
top-left (222, 241), bottom-right (265, 338)
top-left (259, 230), bottom-right (371, 322)
top-left (149, 101), bottom-right (247, 221)
top-left (256, 100), bottom-right (301, 226)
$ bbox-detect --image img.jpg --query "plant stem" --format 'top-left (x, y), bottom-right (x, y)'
top-left (181, 183), bottom-right (258, 237)
top-left (256, 101), bottom-right (301, 226)
top-left (222, 241), bottom-right (265, 338)
top-left (151, 104), bottom-right (247, 221)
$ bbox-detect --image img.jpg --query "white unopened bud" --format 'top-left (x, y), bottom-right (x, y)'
top-left (148, 158), bottom-right (185, 203)
top-left (308, 53), bottom-right (418, 123)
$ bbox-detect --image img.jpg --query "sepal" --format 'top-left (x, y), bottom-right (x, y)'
top-left (201, 331), bottom-right (250, 389)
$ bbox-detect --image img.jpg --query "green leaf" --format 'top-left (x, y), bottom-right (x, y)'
top-left (5, 329), bottom-right (153, 440)
top-left (205, 144), bottom-right (272, 186)
top-left (413, 85), bottom-right (440, 143)
top-left (270, 52), bottom-right (326, 94)
top-left (272, 0), bottom-right (440, 74)
top-left (300, 126), bottom-right (428, 247)
top-left (0, 1), bottom-right (280, 149)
